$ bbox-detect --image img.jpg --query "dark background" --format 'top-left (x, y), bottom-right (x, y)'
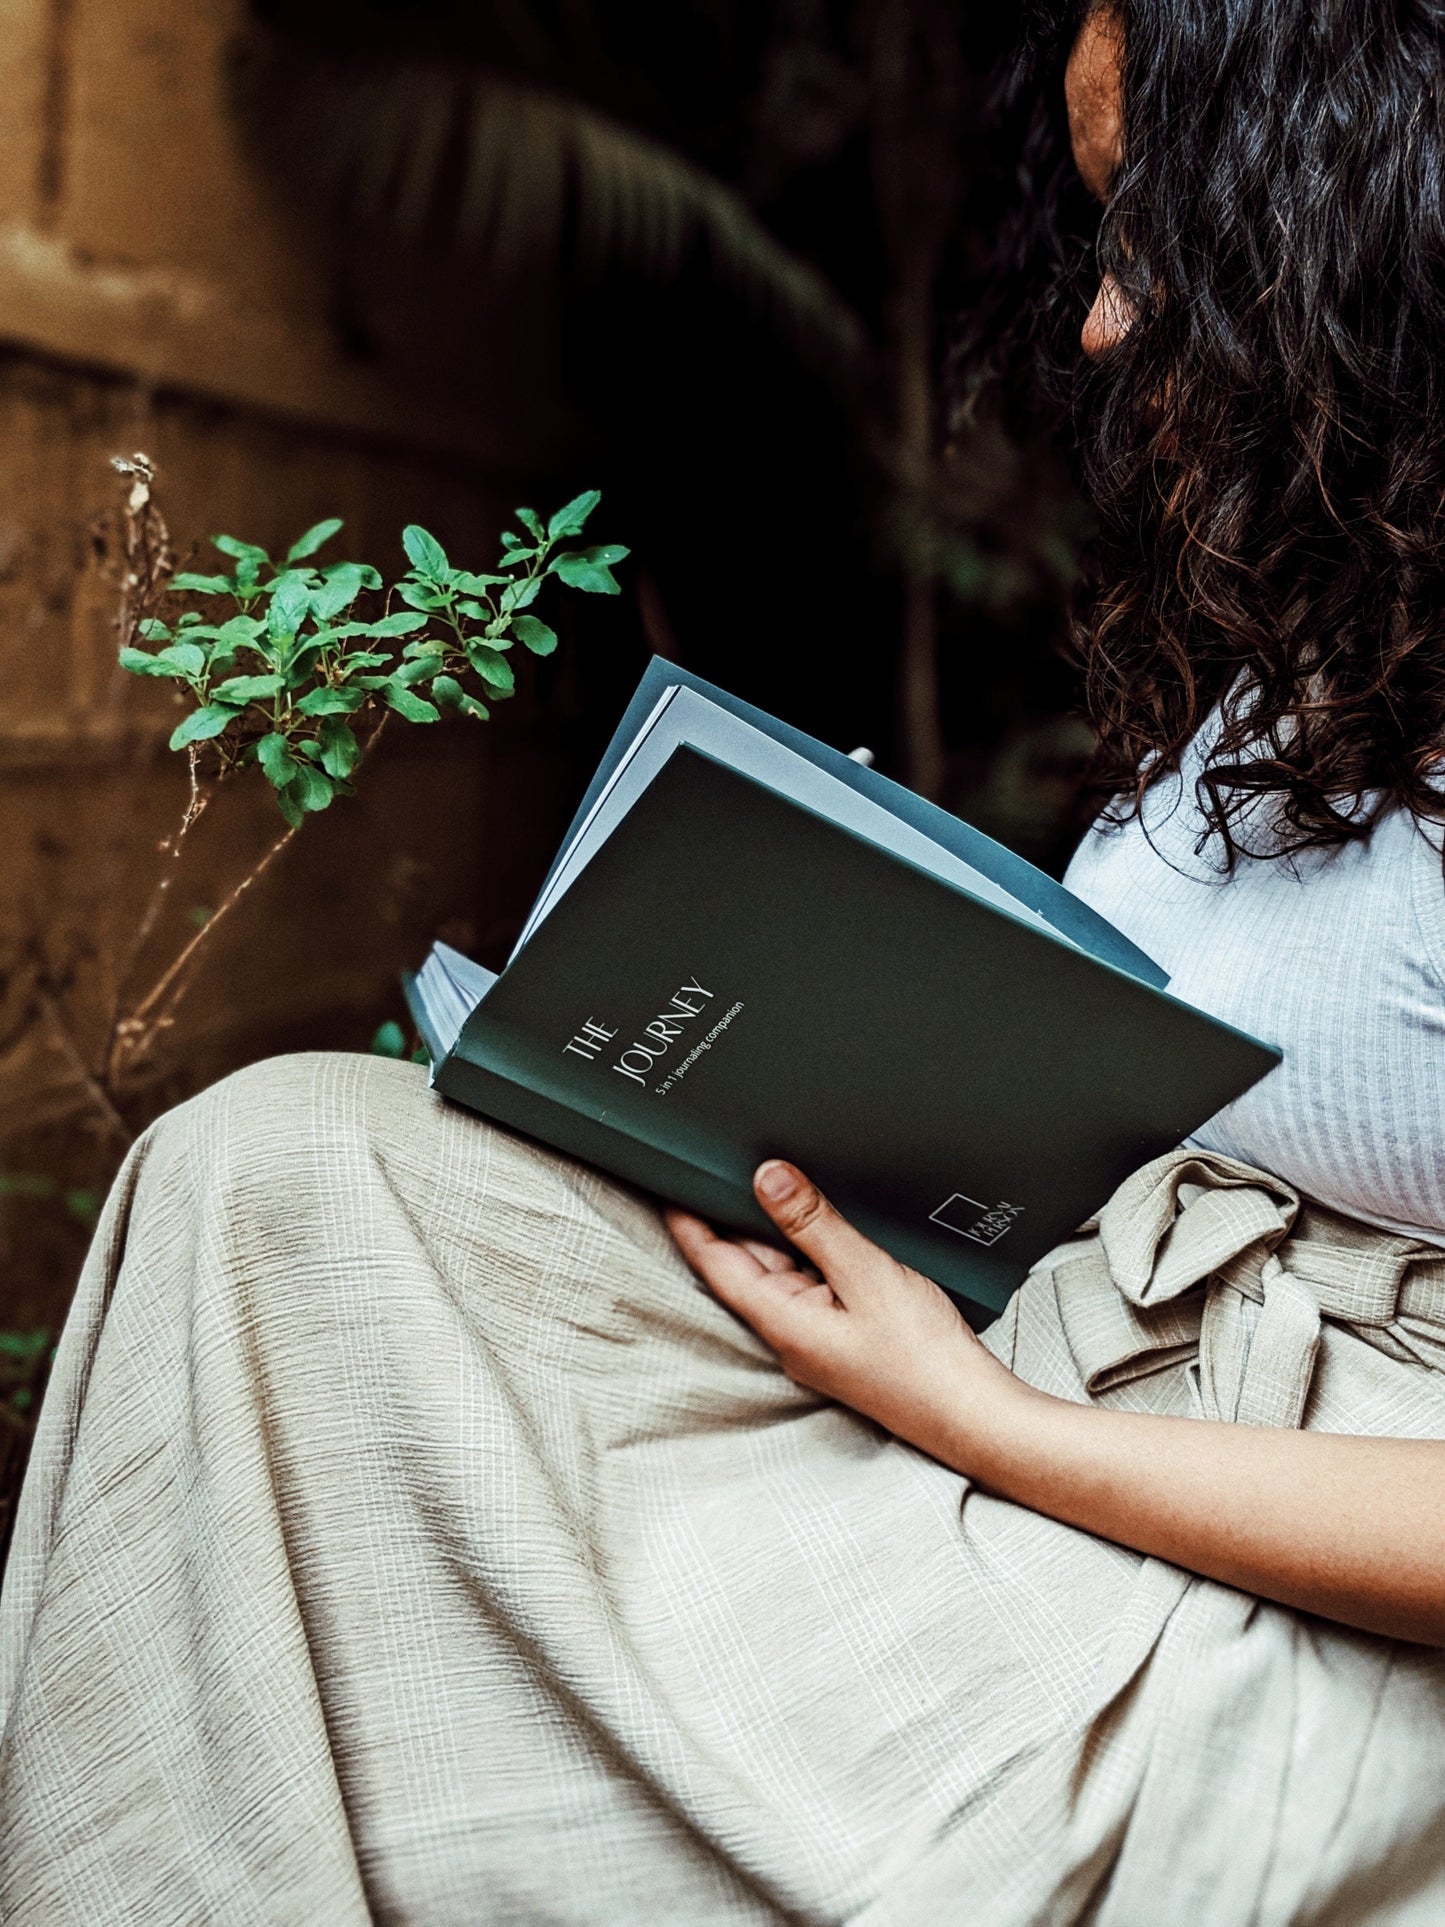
top-left (0, 0), bottom-right (1092, 1546)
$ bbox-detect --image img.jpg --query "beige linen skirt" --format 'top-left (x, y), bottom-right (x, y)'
top-left (2, 1052), bottom-right (1444, 1924)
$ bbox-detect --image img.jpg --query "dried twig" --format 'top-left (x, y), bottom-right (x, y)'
top-left (96, 455), bottom-right (190, 1081)
top-left (33, 985), bottom-right (134, 1150)
top-left (106, 453), bottom-right (175, 655)
top-left (107, 705), bottom-right (390, 1084)
top-left (108, 821), bottom-right (299, 1084)
top-left (104, 754), bottom-right (213, 1053)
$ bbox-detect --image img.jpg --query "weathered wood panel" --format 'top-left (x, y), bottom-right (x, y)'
top-left (0, 0), bottom-right (617, 1344)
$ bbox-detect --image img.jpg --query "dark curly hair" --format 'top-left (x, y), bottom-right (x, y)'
top-left (957, 0), bottom-right (1445, 865)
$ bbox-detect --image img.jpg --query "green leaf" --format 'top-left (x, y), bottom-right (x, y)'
top-left (285, 762), bottom-right (335, 813)
top-left (269, 576), bottom-right (312, 640)
top-left (157, 643), bottom-right (207, 677)
top-left (0, 1325), bottom-right (51, 1359)
top-left (137, 617), bottom-right (172, 642)
top-left (317, 623), bottom-right (380, 644)
top-left (170, 571), bottom-right (236, 596)
top-left (283, 642), bottom-right (327, 685)
top-left (265, 566), bottom-right (320, 595)
top-left (365, 611), bottom-right (429, 637)
top-left (118, 647), bottom-right (177, 677)
top-left (286, 518), bottom-right (344, 563)
top-left (212, 535), bottom-right (270, 566)
top-left (551, 549), bottom-right (625, 595)
top-left (295, 684), bottom-right (365, 716)
top-left (371, 1019), bottom-right (407, 1058)
top-left (515, 506), bottom-right (546, 541)
top-left (512, 615), bottom-right (558, 657)
top-left (317, 717), bottom-right (361, 778)
top-left (397, 581), bottom-right (448, 612)
top-left (392, 653), bottom-right (444, 687)
top-left (276, 784), bottom-right (305, 828)
top-left (256, 731), bottom-right (300, 788)
top-left (177, 611), bottom-right (205, 628)
top-left (310, 568), bottom-right (372, 622)
top-left (547, 489), bottom-right (602, 540)
top-left (324, 559), bottom-right (381, 588)
top-left (382, 682), bottom-right (441, 723)
top-left (212, 672), bottom-right (284, 702)
top-left (466, 643), bottom-right (515, 693)
top-left (215, 614), bottom-right (266, 643)
top-left (402, 525), bottom-right (450, 580)
top-left (168, 705), bottom-right (238, 751)
top-left (499, 576), bottom-right (542, 614)
top-left (432, 675), bottom-right (490, 720)
top-left (450, 571), bottom-right (507, 595)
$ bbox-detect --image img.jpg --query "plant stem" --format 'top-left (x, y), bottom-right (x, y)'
top-left (36, 988), bottom-right (134, 1150)
top-left (121, 822), bottom-right (297, 1039)
top-left (102, 755), bottom-right (212, 1080)
top-left (108, 705), bottom-right (389, 1084)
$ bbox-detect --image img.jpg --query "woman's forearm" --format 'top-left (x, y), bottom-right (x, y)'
top-left (950, 1373), bottom-right (1445, 1646)
top-left (667, 1166), bottom-right (1445, 1650)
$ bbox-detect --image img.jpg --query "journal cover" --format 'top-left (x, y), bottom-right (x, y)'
top-left (410, 743), bottom-right (1279, 1316)
top-left (542, 657), bottom-right (1169, 987)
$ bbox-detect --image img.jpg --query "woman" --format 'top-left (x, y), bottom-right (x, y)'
top-left (4, 3), bottom-right (1445, 1921)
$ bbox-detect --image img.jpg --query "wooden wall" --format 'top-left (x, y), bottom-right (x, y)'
top-left (0, 0), bottom-right (613, 1331)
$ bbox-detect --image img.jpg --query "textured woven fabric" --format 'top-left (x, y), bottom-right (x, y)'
top-left (1064, 735), bottom-right (1445, 1247)
top-left (2, 1053), bottom-right (1443, 1924)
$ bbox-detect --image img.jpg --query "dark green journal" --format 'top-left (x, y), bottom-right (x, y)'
top-left (405, 659), bottom-right (1279, 1318)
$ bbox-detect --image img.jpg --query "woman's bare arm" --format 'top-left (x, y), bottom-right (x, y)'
top-left (666, 1161), bottom-right (1445, 1647)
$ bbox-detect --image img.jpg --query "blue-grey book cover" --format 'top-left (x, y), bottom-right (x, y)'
top-left (408, 719), bottom-right (1279, 1318)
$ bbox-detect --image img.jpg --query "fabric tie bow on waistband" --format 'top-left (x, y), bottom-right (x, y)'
top-left (1044, 1149), bottom-right (1445, 1431)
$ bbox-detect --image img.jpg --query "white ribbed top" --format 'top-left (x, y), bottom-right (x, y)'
top-left (1064, 742), bottom-right (1445, 1244)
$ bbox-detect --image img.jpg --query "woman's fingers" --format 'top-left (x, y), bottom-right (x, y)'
top-left (736, 1236), bottom-right (796, 1274)
top-left (665, 1209), bottom-right (752, 1276)
top-left (667, 1158), bottom-right (897, 1356)
top-left (668, 1181), bottom-right (987, 1446)
top-left (666, 1210), bottom-right (783, 1304)
top-left (665, 1209), bottom-right (839, 1341)
top-left (752, 1161), bottom-right (891, 1301)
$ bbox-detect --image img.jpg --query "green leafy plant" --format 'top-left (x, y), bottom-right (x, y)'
top-left (91, 463), bottom-right (628, 1098)
top-left (119, 490), bottom-right (627, 826)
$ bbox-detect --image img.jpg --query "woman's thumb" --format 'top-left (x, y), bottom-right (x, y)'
top-left (753, 1162), bottom-right (885, 1297)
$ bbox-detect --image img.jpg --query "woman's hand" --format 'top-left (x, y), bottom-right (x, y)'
top-left (668, 1161), bottom-right (1445, 1644)
top-left (665, 1159), bottom-right (1020, 1464)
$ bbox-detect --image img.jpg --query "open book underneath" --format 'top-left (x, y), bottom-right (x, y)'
top-left (405, 657), bottom-right (1279, 1317)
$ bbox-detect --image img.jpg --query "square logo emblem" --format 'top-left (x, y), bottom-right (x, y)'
top-left (929, 1193), bottom-right (1024, 1247)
